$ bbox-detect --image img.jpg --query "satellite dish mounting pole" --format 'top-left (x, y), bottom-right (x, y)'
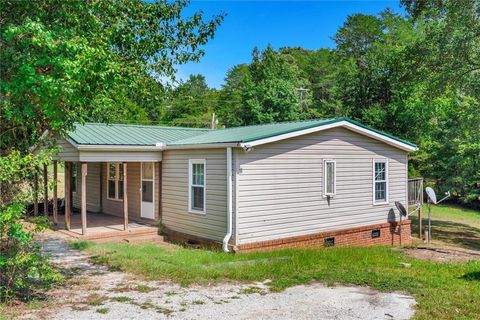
top-left (399, 212), bottom-right (402, 246)
top-left (427, 197), bottom-right (431, 243)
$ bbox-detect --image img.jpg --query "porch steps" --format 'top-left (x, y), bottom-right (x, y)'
top-left (89, 229), bottom-right (162, 244)
top-left (120, 234), bottom-right (165, 244)
top-left (57, 225), bottom-right (160, 241)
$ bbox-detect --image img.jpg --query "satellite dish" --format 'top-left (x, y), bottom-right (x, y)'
top-left (426, 187), bottom-right (437, 204)
top-left (395, 201), bottom-right (408, 217)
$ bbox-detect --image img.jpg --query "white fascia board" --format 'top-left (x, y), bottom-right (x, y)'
top-left (165, 142), bottom-right (239, 150)
top-left (240, 121), bottom-right (418, 152)
top-left (66, 137), bottom-right (80, 149)
top-left (71, 141), bottom-right (238, 152)
top-left (76, 144), bottom-right (165, 151)
top-left (341, 122), bottom-right (418, 152)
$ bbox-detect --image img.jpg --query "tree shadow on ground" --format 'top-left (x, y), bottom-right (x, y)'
top-left (411, 217), bottom-right (480, 251)
top-left (461, 271), bottom-right (480, 281)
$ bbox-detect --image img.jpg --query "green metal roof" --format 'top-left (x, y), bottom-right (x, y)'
top-left (170, 117), bottom-right (417, 148)
top-left (68, 123), bottom-right (210, 145)
top-left (170, 118), bottom-right (340, 145)
top-left (68, 117), bottom-right (417, 149)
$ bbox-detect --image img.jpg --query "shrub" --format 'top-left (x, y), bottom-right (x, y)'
top-left (0, 202), bottom-right (61, 302)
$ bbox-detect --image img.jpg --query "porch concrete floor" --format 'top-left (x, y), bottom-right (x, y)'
top-left (51, 212), bottom-right (158, 241)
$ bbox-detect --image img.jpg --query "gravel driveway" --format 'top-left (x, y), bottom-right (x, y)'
top-left (29, 232), bottom-right (416, 320)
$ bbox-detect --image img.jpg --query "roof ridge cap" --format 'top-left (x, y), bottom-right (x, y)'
top-left (219, 117), bottom-right (338, 131)
top-left (77, 122), bottom-right (211, 131)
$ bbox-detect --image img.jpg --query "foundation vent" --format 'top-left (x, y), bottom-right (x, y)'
top-left (324, 237), bottom-right (335, 247)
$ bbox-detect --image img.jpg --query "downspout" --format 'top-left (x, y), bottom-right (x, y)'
top-left (223, 147), bottom-right (233, 252)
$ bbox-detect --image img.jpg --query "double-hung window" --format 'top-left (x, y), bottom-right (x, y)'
top-left (107, 162), bottom-right (124, 200)
top-left (323, 160), bottom-right (336, 197)
top-left (71, 163), bottom-right (78, 193)
top-left (189, 159), bottom-right (206, 214)
top-left (373, 159), bottom-right (388, 204)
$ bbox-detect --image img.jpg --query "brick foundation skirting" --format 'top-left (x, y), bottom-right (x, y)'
top-left (162, 228), bottom-right (225, 250)
top-left (236, 220), bottom-right (412, 252)
top-left (163, 220), bottom-right (411, 252)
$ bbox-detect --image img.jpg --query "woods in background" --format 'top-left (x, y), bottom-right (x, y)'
top-left (1, 0), bottom-right (478, 209)
top-left (143, 1), bottom-right (479, 207)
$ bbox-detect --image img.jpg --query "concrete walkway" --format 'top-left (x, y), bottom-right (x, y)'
top-left (30, 231), bottom-right (416, 320)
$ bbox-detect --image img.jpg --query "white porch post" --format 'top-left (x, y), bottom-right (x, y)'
top-left (43, 164), bottom-right (49, 216)
top-left (81, 162), bottom-right (87, 235)
top-left (64, 162), bottom-right (71, 230)
top-left (53, 160), bottom-right (58, 225)
top-left (123, 162), bottom-right (128, 231)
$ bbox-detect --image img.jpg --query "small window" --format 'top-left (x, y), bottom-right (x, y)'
top-left (71, 163), bottom-right (78, 193)
top-left (371, 229), bottom-right (381, 238)
top-left (189, 159), bottom-right (206, 214)
top-left (323, 160), bottom-right (336, 196)
top-left (107, 162), bottom-right (124, 200)
top-left (373, 160), bottom-right (388, 204)
top-left (324, 237), bottom-right (335, 247)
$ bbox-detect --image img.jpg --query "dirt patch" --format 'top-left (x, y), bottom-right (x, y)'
top-left (404, 246), bottom-right (480, 263)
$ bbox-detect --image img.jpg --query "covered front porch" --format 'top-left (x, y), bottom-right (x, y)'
top-left (45, 139), bottom-right (162, 239)
top-left (53, 212), bottom-right (158, 241)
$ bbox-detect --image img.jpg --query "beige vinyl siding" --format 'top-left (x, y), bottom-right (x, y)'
top-left (72, 162), bottom-right (160, 222)
top-left (236, 127), bottom-right (408, 245)
top-left (162, 149), bottom-right (228, 242)
top-left (72, 163), bottom-right (101, 212)
top-left (101, 162), bottom-right (161, 221)
top-left (55, 138), bottom-right (79, 161)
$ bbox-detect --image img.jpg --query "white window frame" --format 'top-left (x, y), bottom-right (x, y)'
top-left (107, 162), bottom-right (124, 201)
top-left (323, 159), bottom-right (336, 197)
top-left (373, 159), bottom-right (389, 205)
top-left (188, 159), bottom-right (206, 214)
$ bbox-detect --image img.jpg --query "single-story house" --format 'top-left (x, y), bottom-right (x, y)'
top-left (51, 117), bottom-right (417, 251)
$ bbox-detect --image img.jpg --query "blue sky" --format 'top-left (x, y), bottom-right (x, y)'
top-left (177, 0), bottom-right (403, 88)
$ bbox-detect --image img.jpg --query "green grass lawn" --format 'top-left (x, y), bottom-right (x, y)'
top-left (72, 240), bottom-right (480, 320)
top-left (410, 204), bottom-right (480, 250)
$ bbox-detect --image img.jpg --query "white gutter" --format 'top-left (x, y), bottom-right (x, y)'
top-left (71, 142), bottom-right (239, 151)
top-left (76, 144), bottom-right (165, 151)
top-left (165, 142), bottom-right (238, 150)
top-left (223, 147), bottom-right (233, 252)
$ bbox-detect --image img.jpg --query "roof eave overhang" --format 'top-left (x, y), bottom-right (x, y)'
top-left (164, 142), bottom-right (239, 150)
top-left (71, 141), bottom-right (239, 151)
top-left (75, 144), bottom-right (165, 152)
top-left (239, 120), bottom-right (418, 152)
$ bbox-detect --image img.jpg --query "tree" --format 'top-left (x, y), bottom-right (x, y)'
top-left (216, 64), bottom-right (250, 127)
top-left (161, 74), bottom-right (218, 127)
top-left (218, 46), bottom-right (313, 126)
top-left (401, 0), bottom-right (480, 206)
top-left (0, 0), bottom-right (223, 301)
top-left (279, 47), bottom-right (339, 117)
top-left (402, 0), bottom-right (479, 94)
top-left (333, 14), bottom-right (384, 59)
top-left (1, 0), bottom-right (224, 151)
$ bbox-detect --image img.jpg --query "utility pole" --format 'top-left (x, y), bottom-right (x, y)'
top-left (211, 113), bottom-right (218, 129)
top-left (296, 88), bottom-right (308, 111)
